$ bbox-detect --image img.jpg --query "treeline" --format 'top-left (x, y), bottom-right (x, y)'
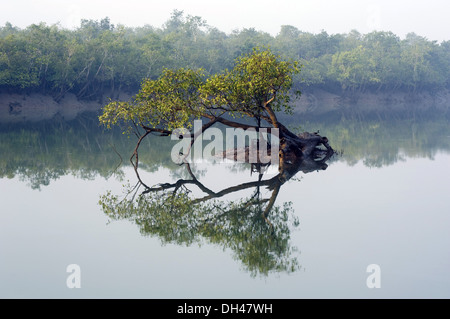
top-left (1, 10), bottom-right (449, 102)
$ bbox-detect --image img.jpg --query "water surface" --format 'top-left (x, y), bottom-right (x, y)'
top-left (1, 111), bottom-right (449, 298)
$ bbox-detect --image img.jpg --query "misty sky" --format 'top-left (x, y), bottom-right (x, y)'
top-left (1, 0), bottom-right (449, 42)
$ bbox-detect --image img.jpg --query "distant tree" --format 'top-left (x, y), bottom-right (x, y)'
top-left (362, 31), bottom-right (402, 91)
top-left (329, 45), bottom-right (379, 92)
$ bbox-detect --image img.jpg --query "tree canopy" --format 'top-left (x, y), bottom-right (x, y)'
top-left (1, 12), bottom-right (449, 101)
top-left (99, 47), bottom-right (300, 133)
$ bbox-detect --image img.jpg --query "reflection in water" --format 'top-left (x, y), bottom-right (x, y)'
top-left (1, 111), bottom-right (449, 189)
top-left (1, 109), bottom-right (450, 295)
top-left (99, 145), bottom-right (334, 277)
top-left (291, 112), bottom-right (450, 167)
top-left (2, 111), bottom-right (450, 277)
top-left (0, 112), bottom-right (177, 189)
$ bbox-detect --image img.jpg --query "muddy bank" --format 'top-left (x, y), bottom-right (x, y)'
top-left (1, 89), bottom-right (450, 123)
top-left (0, 93), bottom-right (105, 123)
top-left (292, 88), bottom-right (450, 116)
top-left (0, 92), bottom-right (134, 123)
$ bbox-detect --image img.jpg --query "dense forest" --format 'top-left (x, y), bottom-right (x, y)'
top-left (1, 10), bottom-right (449, 102)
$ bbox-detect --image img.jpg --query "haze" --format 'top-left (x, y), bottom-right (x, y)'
top-left (1, 0), bottom-right (449, 42)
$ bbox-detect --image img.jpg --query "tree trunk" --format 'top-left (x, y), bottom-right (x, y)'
top-left (219, 121), bottom-right (334, 176)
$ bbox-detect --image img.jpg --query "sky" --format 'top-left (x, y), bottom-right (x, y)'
top-left (1, 0), bottom-right (449, 42)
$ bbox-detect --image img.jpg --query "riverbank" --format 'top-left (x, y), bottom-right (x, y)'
top-left (293, 88), bottom-right (450, 116)
top-left (0, 92), bottom-right (135, 123)
top-left (1, 89), bottom-right (450, 123)
top-left (0, 93), bottom-right (102, 123)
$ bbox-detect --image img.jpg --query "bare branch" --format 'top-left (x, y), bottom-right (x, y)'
top-left (130, 130), bottom-right (151, 188)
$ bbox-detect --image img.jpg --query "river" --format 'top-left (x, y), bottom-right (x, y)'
top-left (1, 109), bottom-right (449, 298)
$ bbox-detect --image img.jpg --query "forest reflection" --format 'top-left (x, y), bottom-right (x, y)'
top-left (1, 110), bottom-right (449, 190)
top-left (2, 110), bottom-right (449, 276)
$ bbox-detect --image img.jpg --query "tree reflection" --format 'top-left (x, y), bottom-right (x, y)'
top-left (99, 147), bottom-right (334, 277)
top-left (2, 112), bottom-right (449, 189)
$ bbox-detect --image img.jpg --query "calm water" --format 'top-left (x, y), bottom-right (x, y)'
top-left (1, 111), bottom-right (450, 298)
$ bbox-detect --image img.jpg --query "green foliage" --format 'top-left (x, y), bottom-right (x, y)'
top-left (1, 12), bottom-right (449, 99)
top-left (100, 48), bottom-right (300, 132)
top-left (100, 67), bottom-right (206, 131)
top-left (222, 48), bottom-right (300, 114)
top-left (329, 45), bottom-right (379, 91)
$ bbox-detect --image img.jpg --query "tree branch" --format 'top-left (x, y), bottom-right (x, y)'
top-left (262, 102), bottom-right (279, 128)
top-left (141, 125), bottom-right (172, 136)
top-left (130, 130), bottom-right (151, 189)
